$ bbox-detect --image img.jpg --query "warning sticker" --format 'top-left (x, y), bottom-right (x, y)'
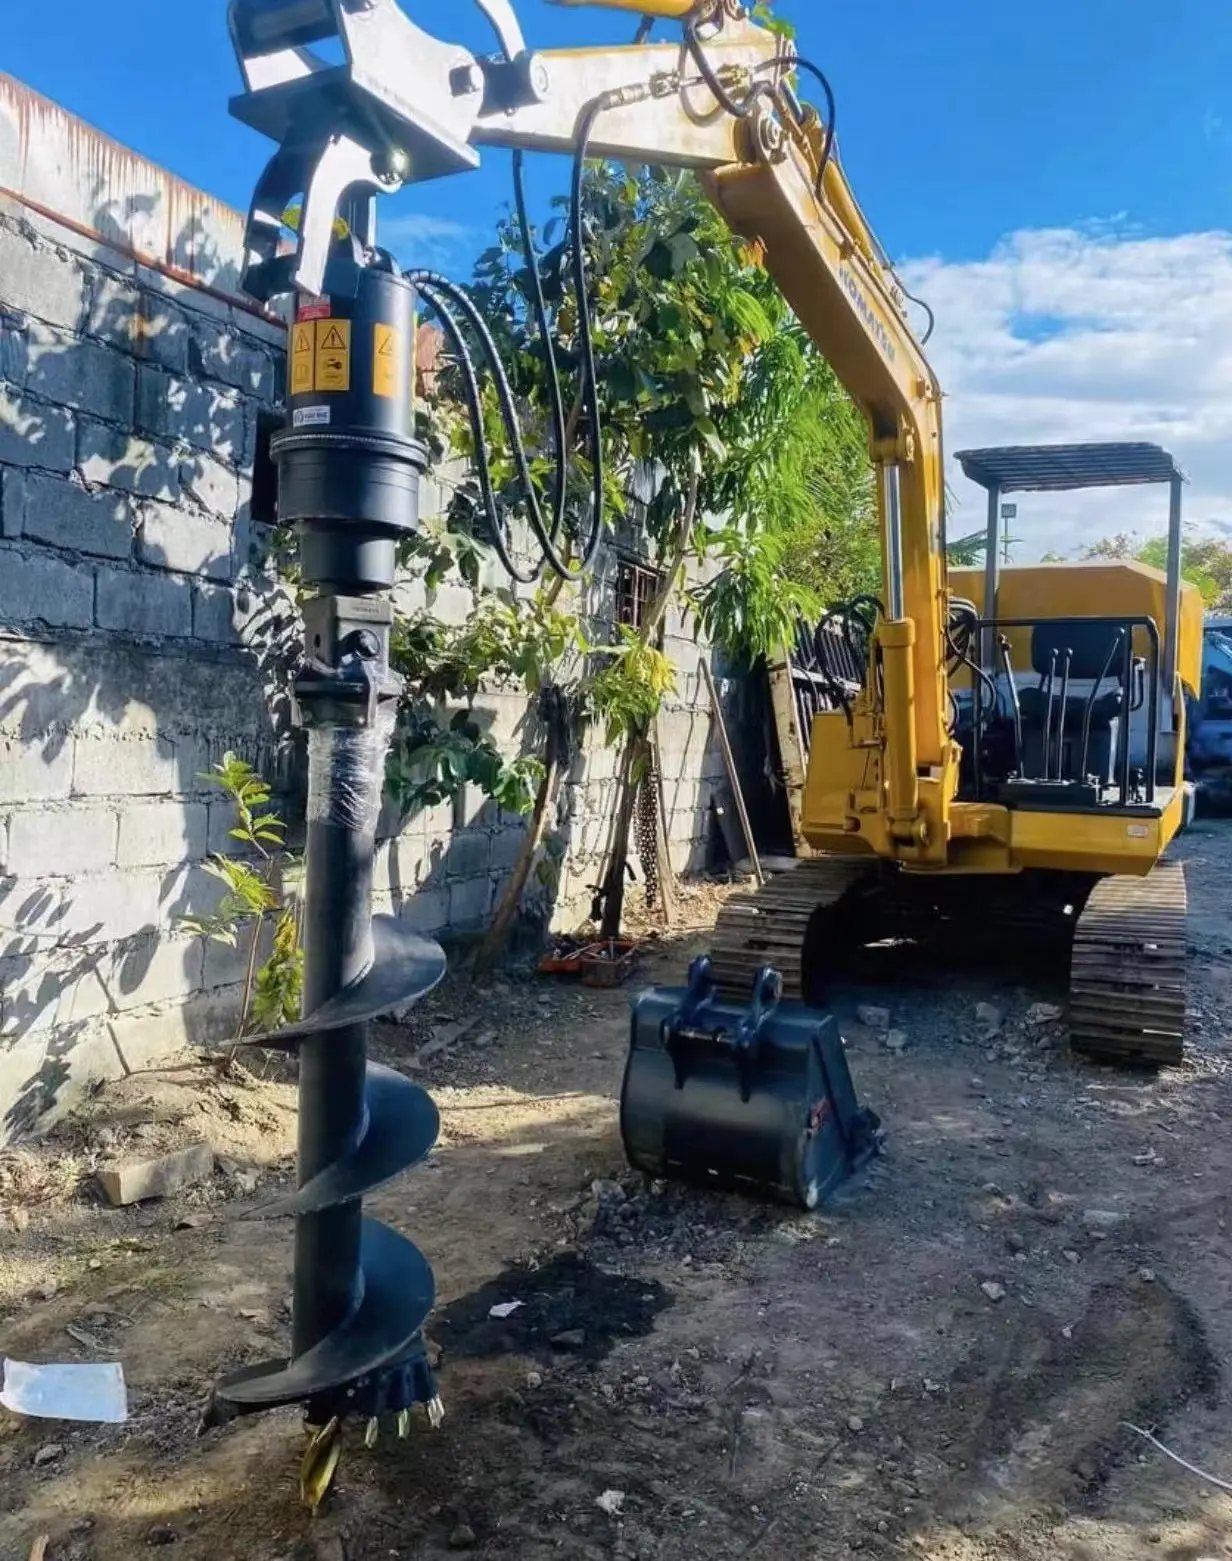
top-left (296, 296), bottom-right (332, 322)
top-left (291, 322), bottom-right (315, 396)
top-left (372, 323), bottom-right (402, 399)
top-left (315, 320), bottom-right (351, 393)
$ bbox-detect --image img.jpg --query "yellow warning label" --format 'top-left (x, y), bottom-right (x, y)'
top-left (315, 320), bottom-right (351, 393)
top-left (372, 323), bottom-right (402, 400)
top-left (291, 322), bottom-right (315, 396)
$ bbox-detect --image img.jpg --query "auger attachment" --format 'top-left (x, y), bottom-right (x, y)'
top-left (199, 199), bottom-right (447, 1503)
top-left (621, 957), bottom-right (882, 1209)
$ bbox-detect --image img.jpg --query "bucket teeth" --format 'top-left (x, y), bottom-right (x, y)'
top-left (208, 916), bottom-right (447, 1442)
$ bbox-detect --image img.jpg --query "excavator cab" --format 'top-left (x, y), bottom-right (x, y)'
top-left (947, 442), bottom-right (1202, 833)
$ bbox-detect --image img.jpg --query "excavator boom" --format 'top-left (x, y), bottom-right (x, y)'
top-left (229, 0), bottom-right (955, 861)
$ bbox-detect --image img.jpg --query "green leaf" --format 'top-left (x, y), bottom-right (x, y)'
top-left (693, 417), bottom-right (727, 464)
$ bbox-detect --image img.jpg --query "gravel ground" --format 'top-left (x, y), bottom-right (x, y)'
top-left (3, 832), bottom-right (1232, 1560)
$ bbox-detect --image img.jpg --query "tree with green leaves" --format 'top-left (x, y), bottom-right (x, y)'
top-left (409, 159), bottom-right (881, 942)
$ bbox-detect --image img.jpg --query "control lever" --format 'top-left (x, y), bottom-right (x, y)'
top-left (998, 635), bottom-right (1023, 776)
top-left (1079, 630), bottom-right (1126, 784)
top-left (1041, 648), bottom-right (1058, 781)
top-left (1052, 647), bottom-right (1073, 780)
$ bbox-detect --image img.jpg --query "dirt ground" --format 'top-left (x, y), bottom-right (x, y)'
top-left (4, 838), bottom-right (1232, 1561)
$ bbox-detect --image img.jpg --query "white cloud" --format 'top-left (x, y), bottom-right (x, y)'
top-left (898, 223), bottom-right (1232, 558)
top-left (376, 211), bottom-right (474, 271)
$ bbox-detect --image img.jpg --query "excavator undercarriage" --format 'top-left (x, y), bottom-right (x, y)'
top-left (706, 854), bottom-right (1189, 1068)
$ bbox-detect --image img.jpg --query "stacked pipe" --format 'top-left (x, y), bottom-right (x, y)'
top-left (201, 250), bottom-right (448, 1469)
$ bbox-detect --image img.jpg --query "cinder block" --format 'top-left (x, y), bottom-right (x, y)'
top-left (0, 313), bottom-right (27, 387)
top-left (191, 317), bottom-right (275, 399)
top-left (427, 580), bottom-right (474, 625)
top-left (136, 498), bottom-right (231, 579)
top-left (0, 547), bottom-right (94, 630)
top-left (108, 990), bottom-right (243, 1068)
top-left (97, 1141), bottom-right (214, 1206)
top-left (377, 833), bottom-right (434, 895)
top-left (0, 385), bottom-right (74, 471)
top-left (21, 471), bottom-right (134, 559)
top-left (72, 735), bottom-right (182, 798)
top-left (95, 566), bottom-right (192, 639)
top-left (1, 950), bottom-right (80, 1035)
top-left (448, 875), bottom-right (491, 929)
top-left (490, 826), bottom-right (530, 871)
top-left (6, 807), bottom-right (117, 876)
top-left (0, 738), bottom-right (73, 804)
top-left (0, 221), bottom-right (87, 331)
top-left (0, 466), bottom-right (24, 538)
top-left (136, 366), bottom-right (245, 463)
top-left (77, 419), bottom-right (179, 501)
top-left (399, 888), bottom-right (450, 934)
top-left (55, 870), bottom-right (162, 944)
top-left (456, 784), bottom-right (497, 830)
top-left (191, 582), bottom-right (238, 641)
top-left (417, 800), bottom-right (455, 841)
top-left (162, 862), bottom-right (233, 928)
top-left (85, 269), bottom-right (140, 349)
top-left (26, 323), bottom-right (135, 422)
top-left (107, 934), bottom-right (206, 1009)
top-left (446, 831), bottom-right (490, 880)
top-left (201, 924), bottom-right (271, 991)
top-left (131, 288), bottom-right (189, 373)
top-left (116, 801), bottom-right (208, 868)
top-left (181, 451), bottom-right (240, 519)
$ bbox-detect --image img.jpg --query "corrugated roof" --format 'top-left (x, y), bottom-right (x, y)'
top-left (955, 442), bottom-right (1185, 494)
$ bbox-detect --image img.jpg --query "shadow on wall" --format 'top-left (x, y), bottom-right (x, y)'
top-left (0, 192), bottom-right (296, 1136)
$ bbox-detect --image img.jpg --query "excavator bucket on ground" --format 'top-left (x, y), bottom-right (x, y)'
top-left (620, 957), bottom-right (882, 1209)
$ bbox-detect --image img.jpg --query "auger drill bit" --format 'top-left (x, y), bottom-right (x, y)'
top-left (199, 167), bottom-right (447, 1502)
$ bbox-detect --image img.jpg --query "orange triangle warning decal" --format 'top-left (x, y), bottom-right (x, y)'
top-left (294, 326), bottom-right (313, 354)
top-left (377, 335), bottom-right (394, 355)
top-left (320, 325), bottom-right (347, 351)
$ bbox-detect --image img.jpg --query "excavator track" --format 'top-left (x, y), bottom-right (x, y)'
top-left (1069, 862), bottom-right (1188, 1066)
top-left (709, 857), bottom-right (871, 1004)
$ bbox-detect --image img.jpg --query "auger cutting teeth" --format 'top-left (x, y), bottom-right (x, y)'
top-left (204, 916), bottom-right (447, 1477)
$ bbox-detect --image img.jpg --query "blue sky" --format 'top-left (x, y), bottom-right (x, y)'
top-left (8, 0), bottom-right (1230, 264)
top-left (8, 0), bottom-right (1232, 549)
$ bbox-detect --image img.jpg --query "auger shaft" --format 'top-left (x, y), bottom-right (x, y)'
top-left (203, 233), bottom-right (449, 1467)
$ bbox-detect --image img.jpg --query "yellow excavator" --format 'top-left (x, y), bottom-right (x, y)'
top-left (227, 0), bottom-right (1201, 1224)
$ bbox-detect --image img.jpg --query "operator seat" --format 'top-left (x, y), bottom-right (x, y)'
top-left (1017, 618), bottom-right (1142, 782)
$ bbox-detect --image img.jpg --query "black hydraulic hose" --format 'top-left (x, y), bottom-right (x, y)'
top-left (1079, 630), bottom-right (1126, 785)
top-left (1053, 648), bottom-right (1072, 781)
top-left (1041, 649), bottom-right (1058, 782)
top-left (999, 635), bottom-right (1023, 776)
top-left (406, 107), bottom-right (607, 583)
top-left (688, 22), bottom-right (836, 196)
top-left (415, 283), bottom-right (540, 585)
top-left (512, 149), bottom-right (568, 548)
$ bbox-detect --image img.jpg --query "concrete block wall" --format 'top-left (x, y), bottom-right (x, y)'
top-left (0, 76), bottom-right (727, 1139)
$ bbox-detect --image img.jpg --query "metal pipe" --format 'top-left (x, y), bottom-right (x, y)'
top-left (1041, 649), bottom-right (1058, 782)
top-left (1053, 649), bottom-right (1072, 781)
top-left (1162, 474), bottom-right (1184, 726)
top-left (1118, 630), bottom-right (1134, 804)
top-left (999, 635), bottom-right (1024, 776)
top-left (1146, 643), bottom-right (1160, 803)
top-left (1079, 630), bottom-right (1125, 788)
top-left (881, 463), bottom-right (905, 620)
top-left (982, 483), bottom-right (1001, 673)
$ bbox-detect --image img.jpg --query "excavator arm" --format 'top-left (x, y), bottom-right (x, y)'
top-left (229, 0), bottom-right (956, 860)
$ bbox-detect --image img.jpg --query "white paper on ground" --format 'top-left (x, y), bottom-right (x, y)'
top-left (0, 1358), bottom-right (128, 1423)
